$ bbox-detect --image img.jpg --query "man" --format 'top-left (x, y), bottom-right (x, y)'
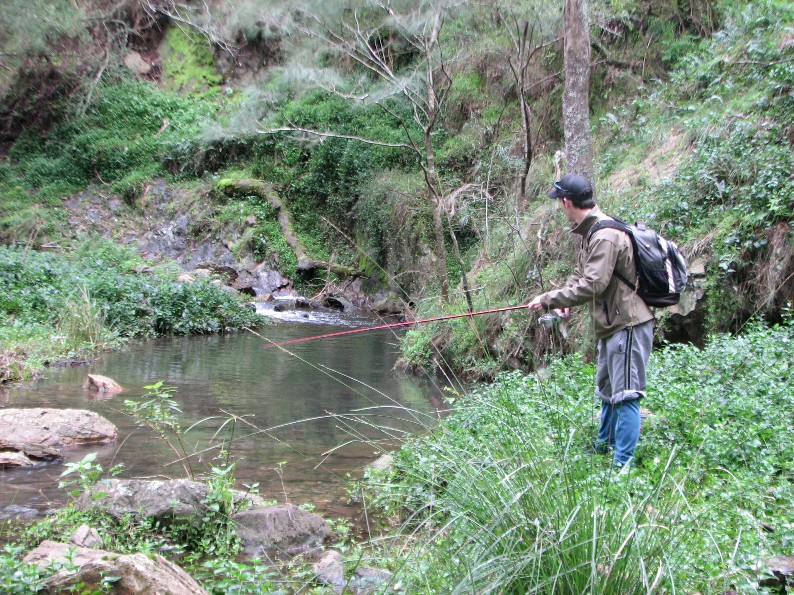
top-left (527, 174), bottom-right (654, 468)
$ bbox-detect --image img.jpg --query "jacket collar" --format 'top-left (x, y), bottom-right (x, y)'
top-left (571, 205), bottom-right (605, 237)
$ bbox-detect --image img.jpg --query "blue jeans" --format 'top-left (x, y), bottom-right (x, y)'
top-left (596, 399), bottom-right (641, 467)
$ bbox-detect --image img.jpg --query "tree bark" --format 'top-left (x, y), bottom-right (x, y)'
top-left (562, 0), bottom-right (594, 181)
top-left (218, 179), bottom-right (363, 279)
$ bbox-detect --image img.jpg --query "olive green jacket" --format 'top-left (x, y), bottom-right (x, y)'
top-left (538, 206), bottom-right (653, 340)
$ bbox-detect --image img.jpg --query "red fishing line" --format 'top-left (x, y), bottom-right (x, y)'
top-left (263, 304), bottom-right (528, 348)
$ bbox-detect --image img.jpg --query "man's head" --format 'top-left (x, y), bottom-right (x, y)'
top-left (548, 174), bottom-right (595, 222)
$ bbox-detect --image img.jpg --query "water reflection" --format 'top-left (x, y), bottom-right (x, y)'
top-left (0, 316), bottom-right (448, 518)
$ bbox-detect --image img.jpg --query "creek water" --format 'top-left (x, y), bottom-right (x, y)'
top-left (0, 305), bottom-right (448, 521)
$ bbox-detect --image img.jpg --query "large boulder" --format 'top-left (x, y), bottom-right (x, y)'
top-left (0, 408), bottom-right (117, 447)
top-left (23, 540), bottom-right (208, 594)
top-left (76, 479), bottom-right (212, 524)
top-left (232, 503), bottom-right (332, 557)
top-left (76, 478), bottom-right (266, 525)
top-left (0, 409), bottom-right (116, 466)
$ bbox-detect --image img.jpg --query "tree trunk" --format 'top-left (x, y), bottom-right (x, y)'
top-left (424, 134), bottom-right (450, 303)
top-left (562, 0), bottom-right (594, 182)
top-left (423, 11), bottom-right (450, 303)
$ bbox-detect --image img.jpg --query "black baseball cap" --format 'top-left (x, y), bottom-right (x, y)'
top-left (548, 174), bottom-right (593, 202)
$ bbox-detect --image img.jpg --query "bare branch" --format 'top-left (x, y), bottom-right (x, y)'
top-left (254, 124), bottom-right (412, 150)
top-left (137, 0), bottom-right (237, 56)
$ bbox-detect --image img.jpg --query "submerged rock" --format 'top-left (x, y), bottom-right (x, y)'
top-left (0, 505), bottom-right (39, 520)
top-left (83, 374), bottom-right (124, 394)
top-left (23, 540), bottom-right (208, 594)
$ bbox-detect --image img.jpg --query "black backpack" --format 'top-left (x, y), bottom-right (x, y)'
top-left (587, 218), bottom-right (689, 307)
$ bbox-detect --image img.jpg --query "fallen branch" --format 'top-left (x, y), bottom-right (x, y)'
top-left (217, 179), bottom-right (363, 279)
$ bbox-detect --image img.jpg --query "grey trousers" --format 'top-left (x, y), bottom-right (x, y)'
top-left (594, 320), bottom-right (654, 466)
top-left (595, 320), bottom-right (654, 405)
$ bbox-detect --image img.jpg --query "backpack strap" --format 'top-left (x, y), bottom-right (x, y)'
top-left (586, 219), bottom-right (637, 291)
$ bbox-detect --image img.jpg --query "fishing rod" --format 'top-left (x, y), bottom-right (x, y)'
top-left (262, 303), bottom-right (531, 348)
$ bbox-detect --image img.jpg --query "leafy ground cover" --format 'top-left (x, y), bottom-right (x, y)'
top-left (0, 240), bottom-right (263, 382)
top-left (362, 316), bottom-right (794, 593)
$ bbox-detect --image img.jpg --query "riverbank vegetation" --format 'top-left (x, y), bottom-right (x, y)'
top-left (1, 317), bottom-right (790, 592)
top-left (361, 317), bottom-right (794, 592)
top-left (0, 240), bottom-right (262, 382)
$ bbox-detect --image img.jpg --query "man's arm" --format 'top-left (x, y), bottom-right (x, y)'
top-left (527, 235), bottom-right (619, 311)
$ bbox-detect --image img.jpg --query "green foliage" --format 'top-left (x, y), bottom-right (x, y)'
top-left (0, 243), bottom-right (262, 337)
top-left (193, 556), bottom-right (279, 594)
top-left (56, 286), bottom-right (120, 353)
top-left (58, 452), bottom-right (124, 499)
top-left (367, 318), bottom-right (794, 593)
top-left (214, 190), bottom-right (299, 274)
top-left (0, 544), bottom-right (45, 594)
top-left (6, 80), bottom-right (216, 198)
top-left (252, 90), bottom-right (418, 264)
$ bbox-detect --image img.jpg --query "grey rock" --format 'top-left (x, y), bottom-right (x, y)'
top-left (0, 409), bottom-right (117, 457)
top-left (76, 479), bottom-right (265, 525)
top-left (0, 505), bottom-right (39, 520)
top-left (366, 454), bottom-right (394, 474)
top-left (83, 374), bottom-right (123, 394)
top-left (76, 479), bottom-right (211, 524)
top-left (69, 525), bottom-right (103, 548)
top-left (232, 503), bottom-right (332, 557)
top-left (0, 450), bottom-right (35, 467)
top-left (353, 565), bottom-right (395, 593)
top-left (761, 555), bottom-right (794, 589)
top-left (313, 550), bottom-right (346, 593)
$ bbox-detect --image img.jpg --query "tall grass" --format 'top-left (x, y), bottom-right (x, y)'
top-left (55, 286), bottom-right (118, 353)
top-left (364, 316), bottom-right (794, 593)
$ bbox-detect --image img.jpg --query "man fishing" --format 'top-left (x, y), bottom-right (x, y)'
top-left (526, 174), bottom-right (654, 468)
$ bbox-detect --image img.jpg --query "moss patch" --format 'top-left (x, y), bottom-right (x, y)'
top-left (160, 27), bottom-right (222, 97)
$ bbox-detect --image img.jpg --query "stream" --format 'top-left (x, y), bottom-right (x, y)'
top-left (0, 303), bottom-right (448, 521)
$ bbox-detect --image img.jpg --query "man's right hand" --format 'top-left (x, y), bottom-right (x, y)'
top-left (527, 296), bottom-right (544, 311)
